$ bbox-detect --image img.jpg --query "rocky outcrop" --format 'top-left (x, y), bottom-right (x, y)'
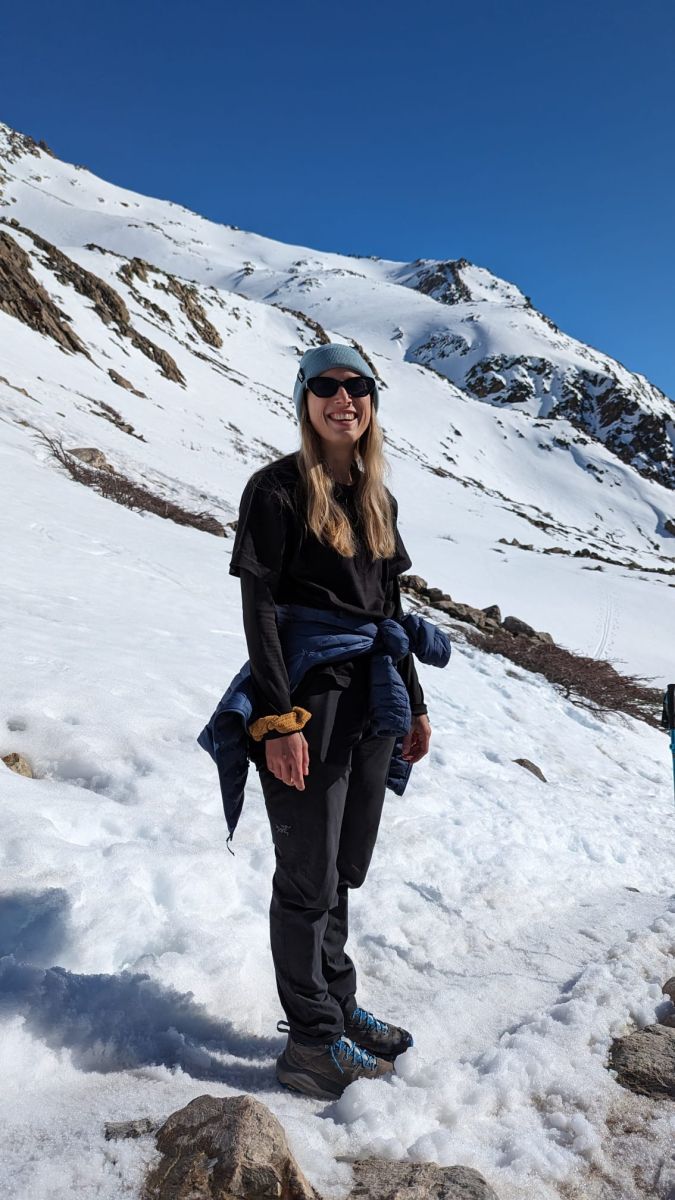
top-left (502, 615), bottom-right (553, 643)
top-left (405, 257), bottom-right (474, 305)
top-left (164, 275), bottom-right (222, 347)
top-left (463, 350), bottom-right (675, 492)
top-left (91, 399), bottom-right (146, 439)
top-left (1, 221), bottom-right (184, 383)
top-left (118, 257), bottom-right (222, 348)
top-left (0, 230), bottom-right (88, 356)
top-left (144, 1094), bottom-right (320, 1200)
top-left (0, 125), bottom-right (44, 198)
top-left (399, 574), bottom-right (553, 642)
top-left (108, 369), bottom-right (147, 398)
top-left (465, 354), bottom-right (551, 405)
top-left (556, 368), bottom-right (675, 490)
top-left (271, 302), bottom-right (331, 347)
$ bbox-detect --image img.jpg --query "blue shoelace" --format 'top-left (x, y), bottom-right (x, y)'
top-left (330, 1035), bottom-right (377, 1074)
top-left (349, 1006), bottom-right (390, 1035)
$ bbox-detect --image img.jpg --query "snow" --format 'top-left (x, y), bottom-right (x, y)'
top-left (1, 124), bottom-right (675, 1199)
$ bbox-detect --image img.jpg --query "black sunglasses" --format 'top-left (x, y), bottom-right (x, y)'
top-left (307, 376), bottom-right (375, 400)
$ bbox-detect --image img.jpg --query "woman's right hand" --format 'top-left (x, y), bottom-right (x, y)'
top-left (264, 731), bottom-right (310, 790)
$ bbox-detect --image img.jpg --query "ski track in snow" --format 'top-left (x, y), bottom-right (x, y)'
top-left (592, 594), bottom-right (616, 662)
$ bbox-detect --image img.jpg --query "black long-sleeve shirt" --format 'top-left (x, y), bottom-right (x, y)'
top-left (230, 453), bottom-right (427, 735)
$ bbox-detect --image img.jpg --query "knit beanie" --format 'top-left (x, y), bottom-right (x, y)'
top-left (292, 343), bottom-right (379, 420)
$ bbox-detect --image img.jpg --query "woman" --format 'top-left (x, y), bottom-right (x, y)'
top-left (229, 343), bottom-right (434, 1100)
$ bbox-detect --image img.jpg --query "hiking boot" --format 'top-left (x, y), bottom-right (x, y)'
top-left (343, 1005), bottom-right (413, 1062)
top-left (276, 1030), bottom-right (394, 1100)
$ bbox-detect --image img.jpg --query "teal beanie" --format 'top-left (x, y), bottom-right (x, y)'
top-left (293, 343), bottom-right (379, 420)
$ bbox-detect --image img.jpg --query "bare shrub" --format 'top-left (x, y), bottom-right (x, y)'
top-left (463, 626), bottom-right (662, 728)
top-left (38, 433), bottom-right (226, 537)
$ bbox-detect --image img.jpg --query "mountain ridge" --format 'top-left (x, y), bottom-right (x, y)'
top-left (1, 118), bottom-right (674, 682)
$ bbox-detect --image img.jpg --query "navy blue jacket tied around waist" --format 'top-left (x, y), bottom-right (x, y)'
top-left (197, 603), bottom-right (452, 842)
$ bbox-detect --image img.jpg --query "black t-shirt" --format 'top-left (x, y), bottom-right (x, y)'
top-left (228, 452), bottom-right (426, 734)
top-left (228, 452), bottom-right (412, 617)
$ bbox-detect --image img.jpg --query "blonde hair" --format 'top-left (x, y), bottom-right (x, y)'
top-left (295, 398), bottom-right (397, 560)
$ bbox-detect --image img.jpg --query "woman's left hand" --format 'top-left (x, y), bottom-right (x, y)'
top-left (401, 714), bottom-right (431, 763)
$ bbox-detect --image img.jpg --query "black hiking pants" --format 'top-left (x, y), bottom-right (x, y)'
top-left (253, 656), bottom-right (396, 1046)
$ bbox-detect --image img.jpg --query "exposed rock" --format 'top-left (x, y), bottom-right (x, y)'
top-left (2, 752), bottom-right (33, 778)
top-left (513, 758), bottom-right (547, 783)
top-left (105, 1117), bottom-right (158, 1141)
top-left (272, 302), bottom-right (331, 347)
top-left (0, 230), bottom-right (88, 356)
top-left (482, 605), bottom-right (501, 623)
top-left (406, 257), bottom-right (473, 305)
top-left (6, 222), bottom-right (185, 384)
top-left (498, 538), bottom-right (534, 551)
top-left (401, 575), bottom-right (548, 644)
top-left (117, 259), bottom-right (174, 325)
top-left (118, 257), bottom-right (222, 348)
top-left (164, 275), bottom-right (223, 348)
top-left (609, 1024), bottom-right (675, 1098)
top-left (349, 337), bottom-right (384, 388)
top-left (108, 368), bottom-right (146, 398)
top-left (502, 615), bottom-right (537, 638)
top-left (91, 398), bottom-right (146, 440)
top-left (400, 574), bottom-right (428, 593)
top-left (68, 447), bottom-right (113, 471)
top-left (557, 369), bottom-right (675, 490)
top-left (144, 1094), bottom-right (319, 1200)
top-left (665, 519), bottom-right (675, 537)
top-left (434, 599), bottom-right (492, 630)
top-left (408, 317), bottom-right (675, 489)
top-left (663, 978), bottom-right (675, 1004)
top-left (347, 1158), bottom-right (500, 1200)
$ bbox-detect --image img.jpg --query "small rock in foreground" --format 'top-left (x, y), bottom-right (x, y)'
top-left (2, 753), bottom-right (33, 778)
top-left (144, 1093), bottom-right (319, 1200)
top-left (105, 1117), bottom-right (158, 1141)
top-left (609, 1024), bottom-right (675, 1099)
top-left (347, 1158), bottom-right (500, 1200)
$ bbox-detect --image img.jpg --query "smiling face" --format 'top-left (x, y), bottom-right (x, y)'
top-left (305, 368), bottom-right (372, 451)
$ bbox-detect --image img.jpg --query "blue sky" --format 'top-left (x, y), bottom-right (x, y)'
top-left (4, 0), bottom-right (675, 399)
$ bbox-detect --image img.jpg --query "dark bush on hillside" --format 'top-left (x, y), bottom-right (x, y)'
top-left (38, 433), bottom-right (226, 537)
top-left (463, 626), bottom-right (663, 728)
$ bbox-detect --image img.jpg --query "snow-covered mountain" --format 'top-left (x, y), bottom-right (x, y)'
top-left (1, 121), bottom-right (674, 684)
top-left (1, 122), bottom-right (675, 1200)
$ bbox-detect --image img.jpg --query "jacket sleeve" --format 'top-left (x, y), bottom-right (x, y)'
top-left (383, 573), bottom-right (428, 717)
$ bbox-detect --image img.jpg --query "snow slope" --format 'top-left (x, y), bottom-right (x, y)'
top-left (1, 123), bottom-right (674, 1199)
